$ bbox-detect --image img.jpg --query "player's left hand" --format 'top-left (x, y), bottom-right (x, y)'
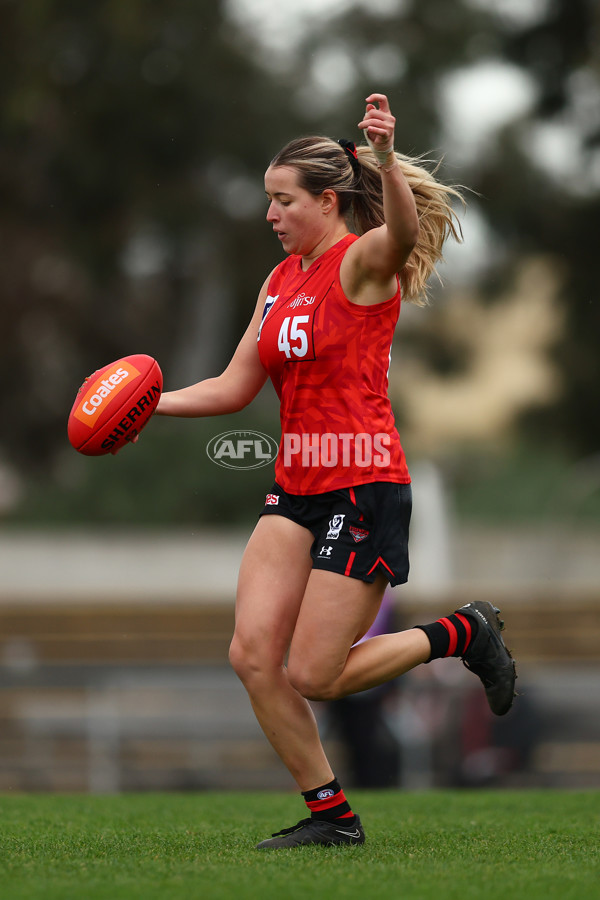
top-left (358, 93), bottom-right (395, 155)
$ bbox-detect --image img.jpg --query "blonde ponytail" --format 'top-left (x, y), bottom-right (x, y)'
top-left (271, 136), bottom-right (464, 305)
top-left (353, 147), bottom-right (464, 305)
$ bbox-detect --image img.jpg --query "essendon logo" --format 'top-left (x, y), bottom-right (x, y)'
top-left (349, 526), bottom-right (369, 543)
top-left (265, 493), bottom-right (279, 505)
top-left (74, 361), bottom-right (141, 427)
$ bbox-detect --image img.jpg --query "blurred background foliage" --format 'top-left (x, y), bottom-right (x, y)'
top-left (1, 0), bottom-right (599, 526)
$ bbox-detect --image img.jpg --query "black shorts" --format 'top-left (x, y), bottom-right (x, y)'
top-left (260, 481), bottom-right (412, 587)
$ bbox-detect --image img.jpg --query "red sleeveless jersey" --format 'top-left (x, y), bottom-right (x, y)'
top-left (257, 233), bottom-right (410, 494)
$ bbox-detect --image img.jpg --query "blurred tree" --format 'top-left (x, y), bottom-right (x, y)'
top-left (0, 0), bottom-right (300, 474)
top-left (483, 0), bottom-right (600, 454)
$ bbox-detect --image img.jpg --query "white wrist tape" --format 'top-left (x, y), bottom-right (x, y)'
top-left (362, 129), bottom-right (395, 167)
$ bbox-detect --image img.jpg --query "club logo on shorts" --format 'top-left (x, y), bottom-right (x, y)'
top-left (349, 526), bottom-right (370, 543)
top-left (319, 546), bottom-right (333, 558)
top-left (326, 514), bottom-right (345, 540)
top-left (265, 493), bottom-right (279, 505)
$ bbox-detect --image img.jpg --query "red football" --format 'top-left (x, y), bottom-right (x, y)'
top-left (68, 354), bottom-right (163, 456)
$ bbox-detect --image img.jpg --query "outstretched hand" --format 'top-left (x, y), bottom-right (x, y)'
top-left (358, 93), bottom-right (396, 157)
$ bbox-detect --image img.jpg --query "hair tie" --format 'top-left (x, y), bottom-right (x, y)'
top-left (338, 139), bottom-right (361, 177)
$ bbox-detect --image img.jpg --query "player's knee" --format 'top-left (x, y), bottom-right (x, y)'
top-left (287, 663), bottom-right (338, 702)
top-left (228, 634), bottom-right (255, 683)
top-left (229, 633), bottom-right (276, 686)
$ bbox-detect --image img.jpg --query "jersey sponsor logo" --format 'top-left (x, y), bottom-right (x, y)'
top-left (317, 789), bottom-right (335, 800)
top-left (288, 292), bottom-right (316, 309)
top-left (349, 526), bottom-right (369, 543)
top-left (257, 294), bottom-right (278, 341)
top-left (326, 514), bottom-right (345, 540)
top-left (206, 430), bottom-right (278, 470)
top-left (319, 545), bottom-right (333, 557)
top-left (265, 493), bottom-right (279, 505)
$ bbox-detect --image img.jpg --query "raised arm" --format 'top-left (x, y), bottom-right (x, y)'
top-left (342, 93), bottom-right (420, 305)
top-left (155, 276), bottom-right (272, 418)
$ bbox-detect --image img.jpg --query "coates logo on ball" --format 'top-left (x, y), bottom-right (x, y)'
top-left (206, 430), bottom-right (278, 470)
top-left (72, 363), bottom-right (141, 427)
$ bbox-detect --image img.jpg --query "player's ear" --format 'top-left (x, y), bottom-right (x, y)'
top-left (321, 189), bottom-right (338, 216)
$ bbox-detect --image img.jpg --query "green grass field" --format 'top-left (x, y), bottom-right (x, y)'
top-left (1, 790), bottom-right (598, 900)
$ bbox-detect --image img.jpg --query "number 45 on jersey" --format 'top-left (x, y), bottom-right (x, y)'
top-left (278, 315), bottom-right (312, 359)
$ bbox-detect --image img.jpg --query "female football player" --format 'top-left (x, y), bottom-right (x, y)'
top-left (156, 93), bottom-right (516, 849)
